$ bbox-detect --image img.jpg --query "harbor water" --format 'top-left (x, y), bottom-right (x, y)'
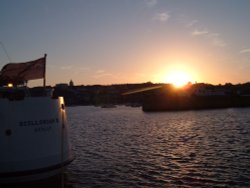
top-left (66, 106), bottom-right (250, 188)
top-left (4, 106), bottom-right (250, 187)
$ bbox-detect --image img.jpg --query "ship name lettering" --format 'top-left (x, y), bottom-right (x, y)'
top-left (19, 118), bottom-right (59, 127)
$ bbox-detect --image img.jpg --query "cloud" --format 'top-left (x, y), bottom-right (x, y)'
top-left (207, 33), bottom-right (226, 47)
top-left (145, 0), bottom-right (157, 8)
top-left (60, 65), bottom-right (72, 70)
top-left (187, 20), bottom-right (198, 27)
top-left (93, 73), bottom-right (113, 79)
top-left (191, 27), bottom-right (227, 47)
top-left (183, 16), bottom-right (227, 48)
top-left (239, 63), bottom-right (250, 70)
top-left (154, 12), bottom-right (170, 22)
top-left (96, 70), bottom-right (105, 74)
top-left (71, 66), bottom-right (91, 76)
top-left (93, 69), bottom-right (113, 79)
top-left (192, 29), bottom-right (209, 36)
top-left (212, 37), bottom-right (226, 47)
top-left (79, 67), bottom-right (91, 71)
top-left (240, 48), bottom-right (250, 54)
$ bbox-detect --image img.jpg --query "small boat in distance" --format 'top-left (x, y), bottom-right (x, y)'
top-left (0, 54), bottom-right (74, 183)
top-left (101, 104), bottom-right (116, 108)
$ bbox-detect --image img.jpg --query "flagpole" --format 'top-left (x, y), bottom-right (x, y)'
top-left (43, 54), bottom-right (47, 88)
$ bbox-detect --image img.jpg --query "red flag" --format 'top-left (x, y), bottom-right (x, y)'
top-left (0, 56), bottom-right (46, 85)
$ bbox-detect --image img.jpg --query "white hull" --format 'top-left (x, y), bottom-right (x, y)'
top-left (0, 95), bottom-right (74, 183)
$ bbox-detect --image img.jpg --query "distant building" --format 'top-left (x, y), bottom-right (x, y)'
top-left (69, 80), bottom-right (74, 87)
top-left (55, 83), bottom-right (68, 89)
top-left (192, 85), bottom-right (228, 96)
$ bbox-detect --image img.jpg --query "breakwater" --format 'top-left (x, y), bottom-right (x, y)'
top-left (143, 95), bottom-right (250, 112)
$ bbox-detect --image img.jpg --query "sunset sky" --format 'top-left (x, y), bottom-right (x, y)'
top-left (0, 0), bottom-right (250, 86)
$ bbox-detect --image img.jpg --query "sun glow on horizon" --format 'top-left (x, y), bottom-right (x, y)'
top-left (164, 70), bottom-right (193, 88)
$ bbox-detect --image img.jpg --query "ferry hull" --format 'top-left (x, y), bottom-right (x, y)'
top-left (0, 96), bottom-right (74, 183)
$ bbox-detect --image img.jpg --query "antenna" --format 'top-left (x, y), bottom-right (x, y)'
top-left (0, 41), bottom-right (12, 62)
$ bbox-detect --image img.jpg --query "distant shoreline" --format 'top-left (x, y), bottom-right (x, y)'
top-left (48, 82), bottom-right (250, 111)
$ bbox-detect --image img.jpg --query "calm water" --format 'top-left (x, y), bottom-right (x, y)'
top-left (5, 106), bottom-right (250, 188)
top-left (65, 106), bottom-right (250, 188)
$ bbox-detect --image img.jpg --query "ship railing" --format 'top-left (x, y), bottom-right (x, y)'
top-left (0, 86), bottom-right (54, 100)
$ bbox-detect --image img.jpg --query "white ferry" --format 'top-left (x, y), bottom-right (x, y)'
top-left (0, 55), bottom-right (74, 183)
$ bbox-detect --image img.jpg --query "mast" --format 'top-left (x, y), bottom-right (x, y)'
top-left (43, 54), bottom-right (47, 88)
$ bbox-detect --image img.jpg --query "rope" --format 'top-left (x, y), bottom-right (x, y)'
top-left (0, 41), bottom-right (12, 62)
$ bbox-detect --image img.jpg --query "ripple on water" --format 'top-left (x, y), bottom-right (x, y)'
top-left (65, 106), bottom-right (250, 187)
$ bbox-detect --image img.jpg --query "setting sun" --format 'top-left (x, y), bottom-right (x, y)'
top-left (164, 71), bottom-right (192, 88)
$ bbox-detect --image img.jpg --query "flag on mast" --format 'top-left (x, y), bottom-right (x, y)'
top-left (0, 54), bottom-right (46, 85)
